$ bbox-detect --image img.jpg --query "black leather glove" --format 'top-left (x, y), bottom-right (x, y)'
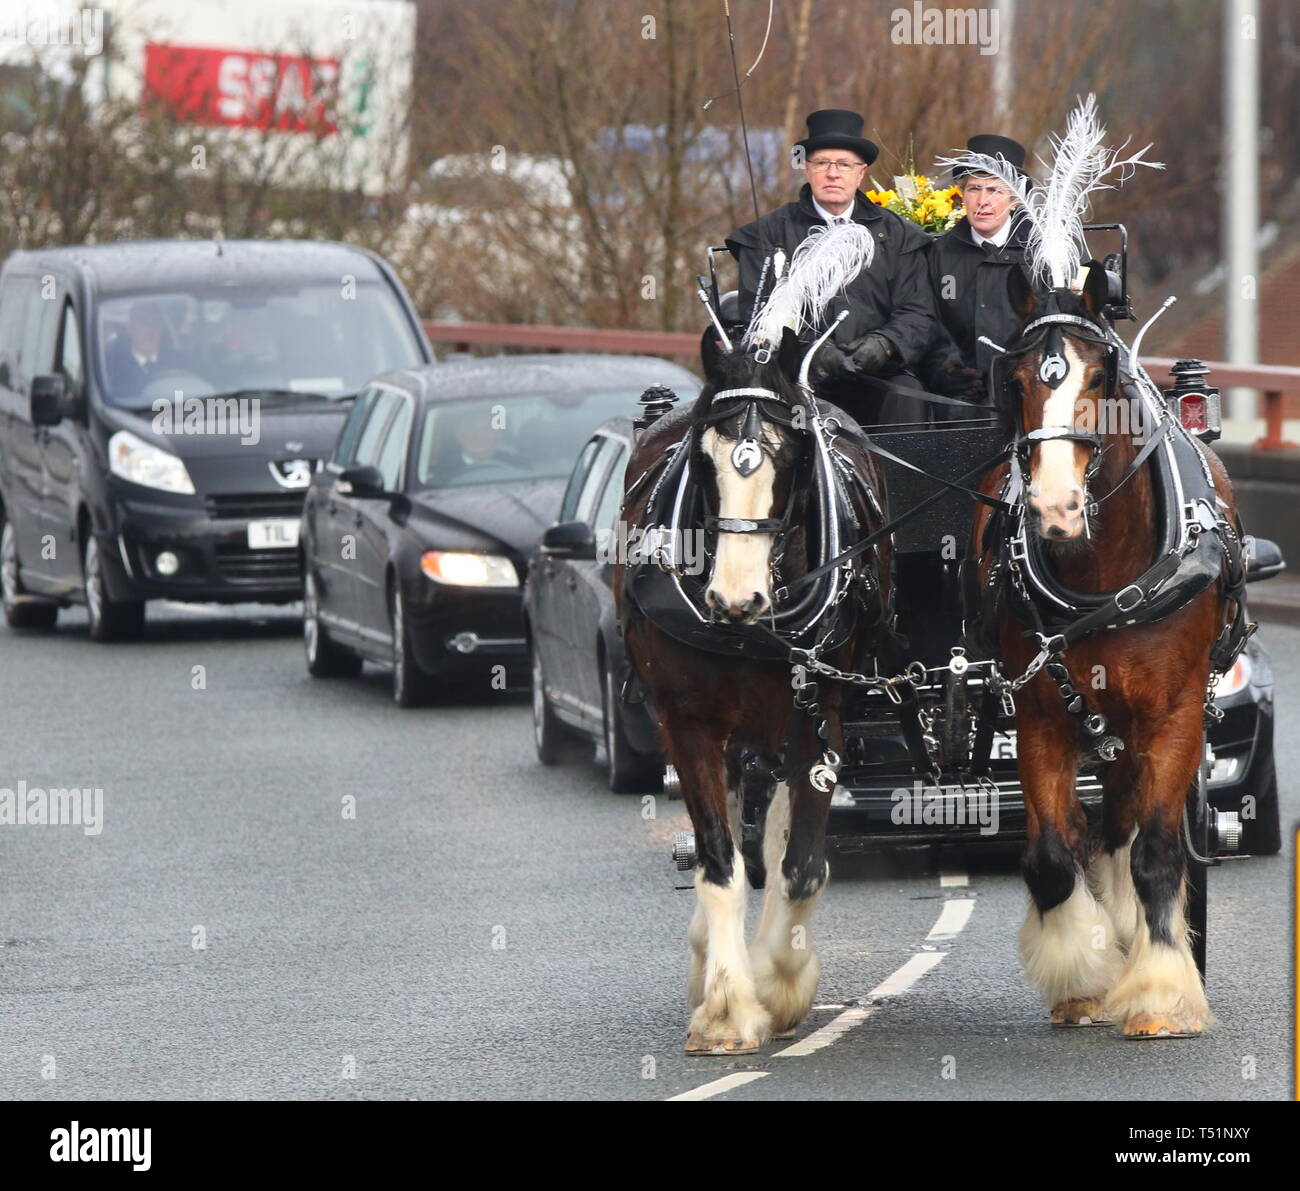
top-left (843, 332), bottom-right (896, 377)
top-left (934, 360), bottom-right (987, 401)
top-left (808, 341), bottom-right (852, 384)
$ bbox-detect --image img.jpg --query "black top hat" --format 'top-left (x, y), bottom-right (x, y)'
top-left (796, 109), bottom-right (878, 166)
top-left (952, 134), bottom-right (1028, 181)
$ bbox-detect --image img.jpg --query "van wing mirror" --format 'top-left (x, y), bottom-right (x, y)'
top-left (31, 374), bottom-right (68, 426)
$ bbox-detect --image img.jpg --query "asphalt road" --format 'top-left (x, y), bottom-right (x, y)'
top-left (0, 601), bottom-right (1294, 1101)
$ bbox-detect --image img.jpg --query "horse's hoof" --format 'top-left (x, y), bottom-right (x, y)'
top-left (684, 1031), bottom-right (762, 1056)
top-left (1050, 998), bottom-right (1111, 1027)
top-left (771, 1027), bottom-right (797, 1040)
top-left (1120, 1012), bottom-right (1204, 1039)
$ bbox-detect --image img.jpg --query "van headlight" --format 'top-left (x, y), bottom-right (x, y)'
top-left (108, 430), bottom-right (195, 495)
top-left (420, 551), bottom-right (517, 587)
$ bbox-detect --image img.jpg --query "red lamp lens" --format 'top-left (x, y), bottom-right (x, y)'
top-left (1179, 392), bottom-right (1208, 432)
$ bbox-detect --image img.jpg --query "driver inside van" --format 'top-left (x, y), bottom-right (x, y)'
top-left (104, 300), bottom-right (170, 397)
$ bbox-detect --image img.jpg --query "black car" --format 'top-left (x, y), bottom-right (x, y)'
top-left (0, 239), bottom-right (432, 640)
top-left (524, 414), bottom-right (675, 791)
top-left (531, 416), bottom-right (1284, 854)
top-left (301, 355), bottom-right (700, 706)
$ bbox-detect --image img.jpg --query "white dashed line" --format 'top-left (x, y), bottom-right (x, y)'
top-left (666, 1071), bottom-right (770, 1101)
top-left (925, 896), bottom-right (976, 943)
top-left (669, 864), bottom-right (975, 1101)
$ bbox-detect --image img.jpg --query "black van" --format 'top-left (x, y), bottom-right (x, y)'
top-left (0, 239), bottom-right (433, 640)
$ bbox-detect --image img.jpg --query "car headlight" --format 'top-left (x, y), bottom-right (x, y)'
top-left (420, 551), bottom-right (518, 588)
top-left (1210, 654), bottom-right (1252, 699)
top-left (108, 430), bottom-right (195, 495)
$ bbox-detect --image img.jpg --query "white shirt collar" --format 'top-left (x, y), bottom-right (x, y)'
top-left (971, 218), bottom-right (1013, 249)
top-left (812, 195), bottom-right (855, 225)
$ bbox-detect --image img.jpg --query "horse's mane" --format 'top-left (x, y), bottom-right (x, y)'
top-left (936, 94), bottom-right (1162, 290)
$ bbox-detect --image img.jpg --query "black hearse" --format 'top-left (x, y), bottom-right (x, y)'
top-left (302, 356), bottom-right (698, 706)
top-left (0, 240), bottom-right (431, 639)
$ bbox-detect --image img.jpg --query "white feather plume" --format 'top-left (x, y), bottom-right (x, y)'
top-left (936, 94), bottom-right (1163, 290)
top-left (744, 222), bottom-right (875, 349)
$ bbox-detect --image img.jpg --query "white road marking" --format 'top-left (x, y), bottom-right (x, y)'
top-left (940, 871), bottom-right (969, 888)
top-left (668, 867), bottom-right (977, 1100)
top-left (773, 1003), bottom-right (878, 1057)
top-left (926, 897), bottom-right (976, 943)
top-left (666, 1071), bottom-right (770, 1101)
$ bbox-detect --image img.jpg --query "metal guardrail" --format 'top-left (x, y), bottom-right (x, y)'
top-left (421, 322), bottom-right (1300, 451)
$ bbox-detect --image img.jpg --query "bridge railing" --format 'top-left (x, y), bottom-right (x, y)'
top-left (422, 321), bottom-right (1300, 451)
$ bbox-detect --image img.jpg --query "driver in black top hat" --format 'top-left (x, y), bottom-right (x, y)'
top-left (725, 108), bottom-right (944, 425)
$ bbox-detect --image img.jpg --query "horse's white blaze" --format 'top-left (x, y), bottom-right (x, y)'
top-left (1018, 868), bottom-right (1124, 1007)
top-left (1090, 830), bottom-right (1140, 952)
top-left (689, 849), bottom-right (771, 1046)
top-left (1028, 341), bottom-right (1089, 537)
top-left (701, 426), bottom-right (776, 614)
top-left (1104, 884), bottom-right (1212, 1030)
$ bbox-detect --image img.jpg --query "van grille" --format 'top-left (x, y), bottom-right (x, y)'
top-left (206, 492), bottom-right (305, 521)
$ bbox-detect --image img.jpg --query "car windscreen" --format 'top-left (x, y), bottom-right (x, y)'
top-left (415, 388), bottom-right (669, 490)
top-left (95, 282), bottom-right (424, 409)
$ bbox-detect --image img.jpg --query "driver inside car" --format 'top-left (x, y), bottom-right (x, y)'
top-left (438, 410), bottom-right (502, 482)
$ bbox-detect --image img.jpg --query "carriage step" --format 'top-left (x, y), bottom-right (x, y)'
top-left (672, 831), bottom-right (697, 871)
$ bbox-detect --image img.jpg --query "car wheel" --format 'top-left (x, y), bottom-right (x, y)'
top-left (531, 639), bottom-right (581, 764)
top-left (390, 582), bottom-right (434, 707)
top-left (1, 518), bottom-right (57, 630)
top-left (83, 536), bottom-right (144, 642)
top-left (602, 659), bottom-right (662, 793)
top-left (1238, 756), bottom-right (1281, 856)
top-left (304, 570), bottom-right (361, 678)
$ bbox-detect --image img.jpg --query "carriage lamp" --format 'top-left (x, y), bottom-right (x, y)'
top-left (634, 385), bottom-right (679, 431)
top-left (1163, 359), bottom-right (1221, 443)
top-left (154, 550), bottom-right (180, 577)
top-left (420, 551), bottom-right (518, 587)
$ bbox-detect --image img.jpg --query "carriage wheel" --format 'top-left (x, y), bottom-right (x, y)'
top-left (1184, 738), bottom-right (1211, 981)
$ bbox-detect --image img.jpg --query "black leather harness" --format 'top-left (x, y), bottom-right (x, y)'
top-left (968, 315), bottom-right (1254, 753)
top-left (625, 391), bottom-right (887, 662)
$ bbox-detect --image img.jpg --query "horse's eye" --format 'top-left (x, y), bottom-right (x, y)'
top-left (1088, 373), bottom-right (1104, 390)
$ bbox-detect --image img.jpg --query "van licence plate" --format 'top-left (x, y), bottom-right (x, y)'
top-left (247, 519), bottom-right (301, 549)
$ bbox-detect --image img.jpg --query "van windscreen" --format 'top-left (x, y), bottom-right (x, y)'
top-left (95, 283), bottom-right (424, 409)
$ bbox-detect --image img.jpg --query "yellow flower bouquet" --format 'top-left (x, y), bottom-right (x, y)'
top-left (865, 174), bottom-right (964, 234)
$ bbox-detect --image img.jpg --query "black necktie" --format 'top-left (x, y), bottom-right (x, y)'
top-left (981, 240), bottom-right (998, 258)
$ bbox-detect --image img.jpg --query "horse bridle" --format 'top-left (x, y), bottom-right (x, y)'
top-left (996, 309), bottom-right (1123, 510)
top-left (693, 384), bottom-right (811, 539)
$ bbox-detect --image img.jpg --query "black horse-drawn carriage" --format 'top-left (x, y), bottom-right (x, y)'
top-left (647, 228), bottom-right (1281, 881)
top-left (607, 203), bottom-right (1283, 1052)
top-left (599, 103), bottom-right (1284, 1052)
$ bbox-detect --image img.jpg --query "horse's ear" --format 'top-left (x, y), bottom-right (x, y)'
top-left (778, 326), bottom-right (803, 380)
top-left (700, 325), bottom-right (727, 387)
top-left (1080, 260), bottom-right (1109, 320)
top-left (1007, 266), bottom-right (1035, 323)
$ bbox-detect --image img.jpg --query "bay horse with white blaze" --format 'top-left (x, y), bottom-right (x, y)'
top-left (971, 262), bottom-right (1246, 1038)
top-left (616, 229), bottom-right (891, 1053)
